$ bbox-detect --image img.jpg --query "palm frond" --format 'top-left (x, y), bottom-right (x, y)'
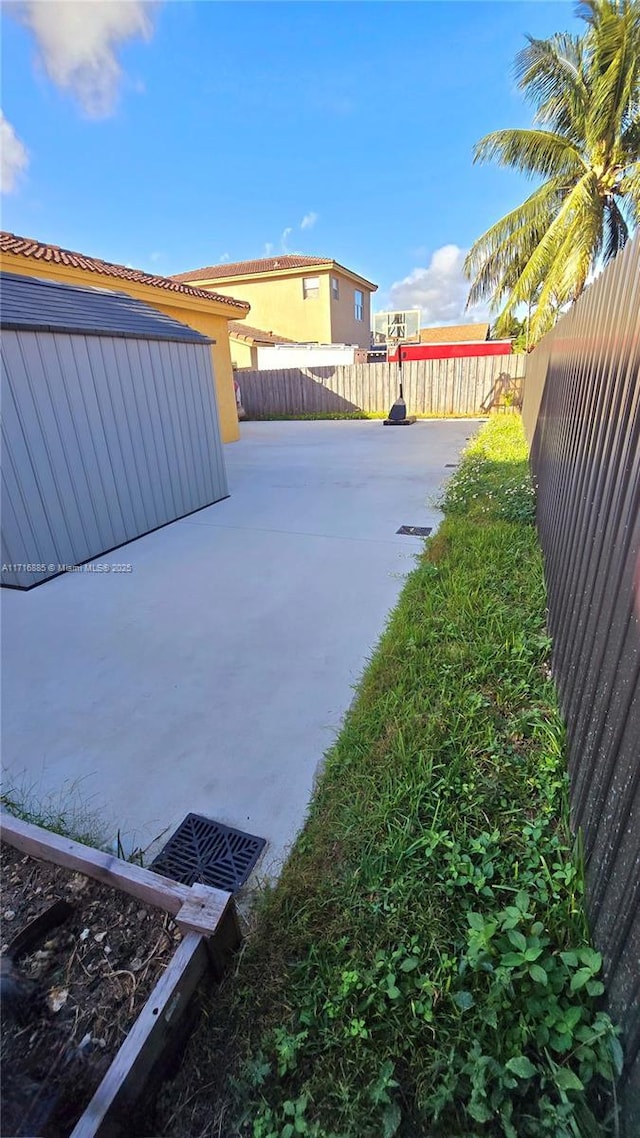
top-left (464, 178), bottom-right (567, 306)
top-left (489, 173), bottom-right (602, 335)
top-left (465, 198), bottom-right (561, 308)
top-left (617, 160), bottom-right (640, 223)
top-left (587, 40), bottom-right (640, 153)
top-left (603, 196), bottom-right (630, 259)
top-left (473, 129), bottom-right (585, 179)
top-left (515, 34), bottom-right (588, 138)
top-left (510, 172), bottom-right (600, 305)
top-left (621, 115), bottom-right (640, 156)
top-left (583, 0), bottom-right (640, 151)
top-left (529, 196), bottom-right (603, 338)
top-left (464, 177), bottom-right (567, 265)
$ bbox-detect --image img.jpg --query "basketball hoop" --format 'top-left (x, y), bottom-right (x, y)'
top-left (373, 310), bottom-right (420, 427)
top-left (373, 309), bottom-right (421, 355)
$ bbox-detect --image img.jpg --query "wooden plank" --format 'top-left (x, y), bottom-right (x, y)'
top-left (1, 812), bottom-right (231, 936)
top-left (176, 881), bottom-right (235, 943)
top-left (70, 932), bottom-right (209, 1138)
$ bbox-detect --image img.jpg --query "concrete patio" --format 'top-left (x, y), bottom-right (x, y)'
top-left (1, 420), bottom-right (477, 874)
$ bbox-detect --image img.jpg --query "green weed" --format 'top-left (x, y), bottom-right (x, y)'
top-left (439, 417), bottom-right (536, 524)
top-left (1, 773), bottom-right (110, 849)
top-left (0, 773), bottom-right (168, 862)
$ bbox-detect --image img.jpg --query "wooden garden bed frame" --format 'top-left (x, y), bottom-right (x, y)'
top-left (1, 812), bottom-right (241, 1138)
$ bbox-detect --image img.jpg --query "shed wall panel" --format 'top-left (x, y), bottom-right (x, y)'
top-left (1, 329), bottom-right (227, 587)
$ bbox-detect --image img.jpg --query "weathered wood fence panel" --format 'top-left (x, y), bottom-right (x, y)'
top-left (525, 236), bottom-right (640, 1129)
top-left (235, 355), bottom-right (525, 418)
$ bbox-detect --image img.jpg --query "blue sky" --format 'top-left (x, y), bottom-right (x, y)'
top-left (1, 1), bottom-right (579, 325)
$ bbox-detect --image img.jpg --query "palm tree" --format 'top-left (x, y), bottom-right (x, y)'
top-left (465, 0), bottom-right (640, 342)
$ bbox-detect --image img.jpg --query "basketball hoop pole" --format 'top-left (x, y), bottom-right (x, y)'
top-left (378, 310), bottom-right (418, 425)
top-left (387, 336), bottom-right (404, 396)
top-left (383, 339), bottom-right (414, 424)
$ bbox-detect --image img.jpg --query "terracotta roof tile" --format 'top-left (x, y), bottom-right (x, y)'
top-left (173, 255), bottom-right (332, 282)
top-left (175, 256), bottom-right (378, 291)
top-left (419, 322), bottom-right (490, 344)
top-left (228, 321), bottom-right (293, 344)
top-left (0, 232), bottom-right (250, 311)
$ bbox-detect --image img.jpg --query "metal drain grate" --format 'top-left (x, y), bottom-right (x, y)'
top-left (445, 463), bottom-right (459, 468)
top-left (151, 813), bottom-right (266, 892)
top-left (397, 525), bottom-right (432, 537)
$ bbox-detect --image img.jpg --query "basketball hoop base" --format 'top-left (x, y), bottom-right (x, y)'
top-left (383, 416), bottom-right (416, 426)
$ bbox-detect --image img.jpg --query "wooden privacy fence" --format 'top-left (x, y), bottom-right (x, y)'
top-left (524, 236), bottom-right (640, 1128)
top-left (235, 355), bottom-right (525, 418)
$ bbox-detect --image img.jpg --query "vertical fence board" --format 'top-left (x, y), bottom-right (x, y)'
top-left (525, 236), bottom-right (640, 1128)
top-left (235, 355), bottom-right (525, 419)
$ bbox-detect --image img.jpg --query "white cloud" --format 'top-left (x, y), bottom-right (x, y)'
top-left (386, 244), bottom-right (489, 326)
top-left (20, 0), bottom-right (155, 118)
top-left (218, 252), bottom-right (230, 263)
top-left (1, 112), bottom-right (29, 193)
top-left (263, 218), bottom-right (314, 258)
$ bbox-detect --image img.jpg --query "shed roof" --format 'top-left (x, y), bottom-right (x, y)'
top-left (0, 272), bottom-right (213, 344)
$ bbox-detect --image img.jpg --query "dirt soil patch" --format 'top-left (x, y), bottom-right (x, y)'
top-left (1, 842), bottom-right (181, 1138)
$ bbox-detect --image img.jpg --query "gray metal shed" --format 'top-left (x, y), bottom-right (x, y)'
top-left (1, 272), bottom-right (228, 587)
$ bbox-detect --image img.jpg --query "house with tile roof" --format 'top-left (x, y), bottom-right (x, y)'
top-left (0, 232), bottom-right (251, 442)
top-left (173, 256), bottom-right (378, 349)
top-left (419, 322), bottom-right (490, 344)
top-left (228, 321), bottom-right (293, 369)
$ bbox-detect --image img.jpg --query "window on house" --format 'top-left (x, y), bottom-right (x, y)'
top-left (303, 276), bottom-right (320, 299)
top-left (331, 276), bottom-right (340, 300)
top-left (354, 289), bottom-right (364, 321)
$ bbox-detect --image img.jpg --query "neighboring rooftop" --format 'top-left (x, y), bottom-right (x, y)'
top-left (0, 232), bottom-right (250, 312)
top-left (228, 321), bottom-right (293, 345)
top-left (0, 272), bottom-right (212, 343)
top-left (173, 255), bottom-right (332, 282)
top-left (173, 255), bottom-right (378, 290)
top-left (420, 322), bottom-right (490, 343)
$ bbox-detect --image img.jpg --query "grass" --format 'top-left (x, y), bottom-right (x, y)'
top-left (157, 416), bottom-right (620, 1138)
top-left (0, 774), bottom-right (167, 862)
top-left (1, 774), bottom-right (110, 849)
top-left (247, 411), bottom-right (372, 420)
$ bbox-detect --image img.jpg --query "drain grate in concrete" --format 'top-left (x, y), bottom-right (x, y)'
top-left (397, 525), bottom-right (433, 537)
top-left (151, 813), bottom-right (266, 892)
top-left (445, 463), bottom-right (459, 468)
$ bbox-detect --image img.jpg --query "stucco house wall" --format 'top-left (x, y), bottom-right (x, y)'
top-left (329, 268), bottom-right (372, 347)
top-left (206, 273), bottom-right (334, 344)
top-left (174, 257), bottom-right (377, 349)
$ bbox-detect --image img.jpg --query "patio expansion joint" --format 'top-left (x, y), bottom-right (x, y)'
top-left (178, 518), bottom-right (431, 546)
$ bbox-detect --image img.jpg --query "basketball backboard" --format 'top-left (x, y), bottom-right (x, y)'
top-left (373, 310), bottom-right (421, 346)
